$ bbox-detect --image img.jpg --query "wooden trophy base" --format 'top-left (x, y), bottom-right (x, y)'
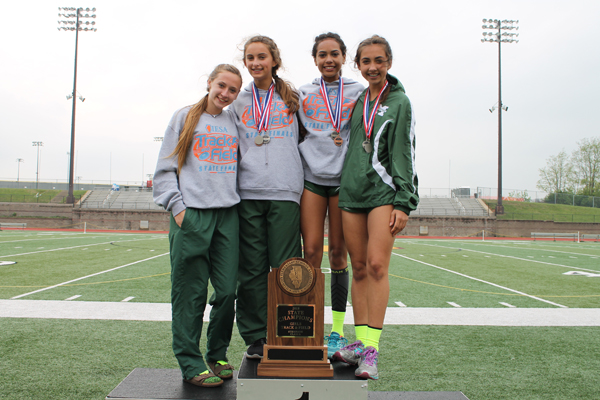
top-left (256, 345), bottom-right (334, 378)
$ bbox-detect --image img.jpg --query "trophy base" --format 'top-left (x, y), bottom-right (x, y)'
top-left (257, 345), bottom-right (333, 378)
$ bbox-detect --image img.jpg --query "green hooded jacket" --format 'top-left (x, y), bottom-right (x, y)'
top-left (338, 74), bottom-right (419, 215)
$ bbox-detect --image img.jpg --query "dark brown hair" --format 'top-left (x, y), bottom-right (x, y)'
top-left (355, 35), bottom-right (394, 103)
top-left (311, 32), bottom-right (347, 58)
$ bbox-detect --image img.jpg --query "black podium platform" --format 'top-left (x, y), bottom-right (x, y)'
top-left (106, 358), bottom-right (468, 400)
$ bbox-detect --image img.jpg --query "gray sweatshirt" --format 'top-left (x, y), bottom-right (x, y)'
top-left (231, 84), bottom-right (303, 204)
top-left (153, 107), bottom-right (240, 216)
top-left (298, 77), bottom-right (364, 186)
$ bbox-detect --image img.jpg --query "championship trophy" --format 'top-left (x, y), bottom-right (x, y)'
top-left (256, 257), bottom-right (333, 377)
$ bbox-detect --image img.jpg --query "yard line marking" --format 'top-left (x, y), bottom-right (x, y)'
top-left (0, 238), bottom-right (161, 258)
top-left (392, 253), bottom-right (568, 308)
top-left (11, 253), bottom-right (169, 299)
top-left (122, 297), bottom-right (135, 302)
top-left (395, 301), bottom-right (407, 307)
top-left (447, 302), bottom-right (461, 308)
top-left (65, 295), bottom-right (81, 301)
top-left (500, 302), bottom-right (516, 308)
top-left (416, 239), bottom-right (600, 258)
top-left (415, 242), bottom-right (600, 274)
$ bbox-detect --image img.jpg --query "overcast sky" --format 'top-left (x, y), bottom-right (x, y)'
top-left (2, 0), bottom-right (599, 197)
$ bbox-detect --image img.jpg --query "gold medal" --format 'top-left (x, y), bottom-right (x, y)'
top-left (362, 140), bottom-right (373, 153)
top-left (334, 136), bottom-right (343, 147)
top-left (255, 135), bottom-right (264, 146)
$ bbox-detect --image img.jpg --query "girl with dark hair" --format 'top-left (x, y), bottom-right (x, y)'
top-left (332, 35), bottom-right (419, 380)
top-left (153, 64), bottom-right (243, 387)
top-left (231, 35), bottom-right (304, 359)
top-left (297, 32), bottom-right (364, 359)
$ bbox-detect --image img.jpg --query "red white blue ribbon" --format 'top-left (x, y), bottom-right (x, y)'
top-left (363, 80), bottom-right (389, 140)
top-left (319, 77), bottom-right (344, 133)
top-left (252, 82), bottom-right (275, 133)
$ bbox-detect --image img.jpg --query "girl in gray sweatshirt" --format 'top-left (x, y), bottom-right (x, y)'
top-left (297, 33), bottom-right (364, 360)
top-left (153, 64), bottom-right (242, 389)
top-left (230, 35), bottom-right (303, 360)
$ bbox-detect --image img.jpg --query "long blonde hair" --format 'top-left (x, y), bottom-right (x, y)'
top-left (243, 35), bottom-right (299, 114)
top-left (169, 64), bottom-right (241, 174)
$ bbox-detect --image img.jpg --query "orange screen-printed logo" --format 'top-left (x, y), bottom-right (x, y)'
top-left (193, 130), bottom-right (238, 164)
top-left (241, 100), bottom-right (294, 130)
top-left (302, 93), bottom-right (356, 125)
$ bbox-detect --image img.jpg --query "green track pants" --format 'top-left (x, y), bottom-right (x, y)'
top-left (236, 200), bottom-right (302, 344)
top-left (168, 206), bottom-right (238, 380)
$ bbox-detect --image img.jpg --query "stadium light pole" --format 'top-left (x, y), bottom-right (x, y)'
top-left (32, 142), bottom-right (44, 189)
top-left (58, 6), bottom-right (97, 204)
top-left (482, 18), bottom-right (519, 215)
top-left (16, 158), bottom-right (24, 184)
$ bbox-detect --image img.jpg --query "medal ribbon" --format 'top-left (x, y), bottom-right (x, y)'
top-left (319, 77), bottom-right (344, 133)
top-left (252, 82), bottom-right (275, 133)
top-left (363, 80), bottom-right (389, 140)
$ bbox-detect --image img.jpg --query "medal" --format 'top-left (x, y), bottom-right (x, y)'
top-left (255, 135), bottom-right (264, 146)
top-left (262, 135), bottom-right (270, 144)
top-left (334, 136), bottom-right (343, 147)
top-left (363, 80), bottom-right (389, 152)
top-left (319, 77), bottom-right (344, 142)
top-left (252, 82), bottom-right (275, 133)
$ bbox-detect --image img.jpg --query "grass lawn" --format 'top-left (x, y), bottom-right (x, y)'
top-left (2, 232), bottom-right (600, 399)
top-left (485, 200), bottom-right (600, 223)
top-left (1, 319), bottom-right (598, 400)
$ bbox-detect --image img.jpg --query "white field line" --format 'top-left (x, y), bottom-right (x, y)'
top-left (447, 302), bottom-right (462, 308)
top-left (11, 253), bottom-right (169, 299)
top-left (0, 237), bottom-right (163, 258)
top-left (1, 236), bottom-right (98, 244)
top-left (446, 241), bottom-right (600, 259)
top-left (414, 242), bottom-right (600, 274)
top-left (392, 253), bottom-right (568, 308)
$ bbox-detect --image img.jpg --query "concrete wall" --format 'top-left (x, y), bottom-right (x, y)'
top-left (2, 203), bottom-right (600, 236)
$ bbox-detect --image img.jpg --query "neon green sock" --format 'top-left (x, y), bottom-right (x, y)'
top-left (355, 325), bottom-right (368, 344)
top-left (331, 311), bottom-right (346, 336)
top-left (364, 326), bottom-right (382, 351)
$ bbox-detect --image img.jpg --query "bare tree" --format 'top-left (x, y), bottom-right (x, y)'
top-left (571, 138), bottom-right (600, 196)
top-left (537, 150), bottom-right (574, 193)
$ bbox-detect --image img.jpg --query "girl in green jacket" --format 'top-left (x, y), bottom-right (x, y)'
top-left (333, 35), bottom-right (419, 380)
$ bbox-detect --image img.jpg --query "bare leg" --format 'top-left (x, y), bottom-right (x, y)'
top-left (300, 188), bottom-right (328, 269)
top-left (341, 210), bottom-right (368, 326)
top-left (327, 195), bottom-right (348, 271)
top-left (365, 205), bottom-right (395, 327)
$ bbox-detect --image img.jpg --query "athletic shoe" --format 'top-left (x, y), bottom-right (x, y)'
top-left (355, 346), bottom-right (379, 380)
top-left (325, 332), bottom-right (348, 359)
top-left (245, 338), bottom-right (266, 359)
top-left (332, 340), bottom-right (364, 365)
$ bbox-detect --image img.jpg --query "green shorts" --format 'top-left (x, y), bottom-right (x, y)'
top-left (339, 206), bottom-right (375, 214)
top-left (304, 180), bottom-right (340, 198)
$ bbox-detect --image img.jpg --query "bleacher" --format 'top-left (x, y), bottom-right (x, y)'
top-left (80, 188), bottom-right (164, 210)
top-left (80, 188), bottom-right (490, 216)
top-left (413, 197), bottom-right (491, 217)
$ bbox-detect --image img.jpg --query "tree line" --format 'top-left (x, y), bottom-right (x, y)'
top-left (537, 137), bottom-right (600, 204)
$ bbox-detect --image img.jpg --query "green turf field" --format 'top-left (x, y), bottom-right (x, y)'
top-left (1, 230), bottom-right (600, 399)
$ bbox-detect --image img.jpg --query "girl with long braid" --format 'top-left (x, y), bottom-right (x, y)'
top-left (231, 35), bottom-right (304, 359)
